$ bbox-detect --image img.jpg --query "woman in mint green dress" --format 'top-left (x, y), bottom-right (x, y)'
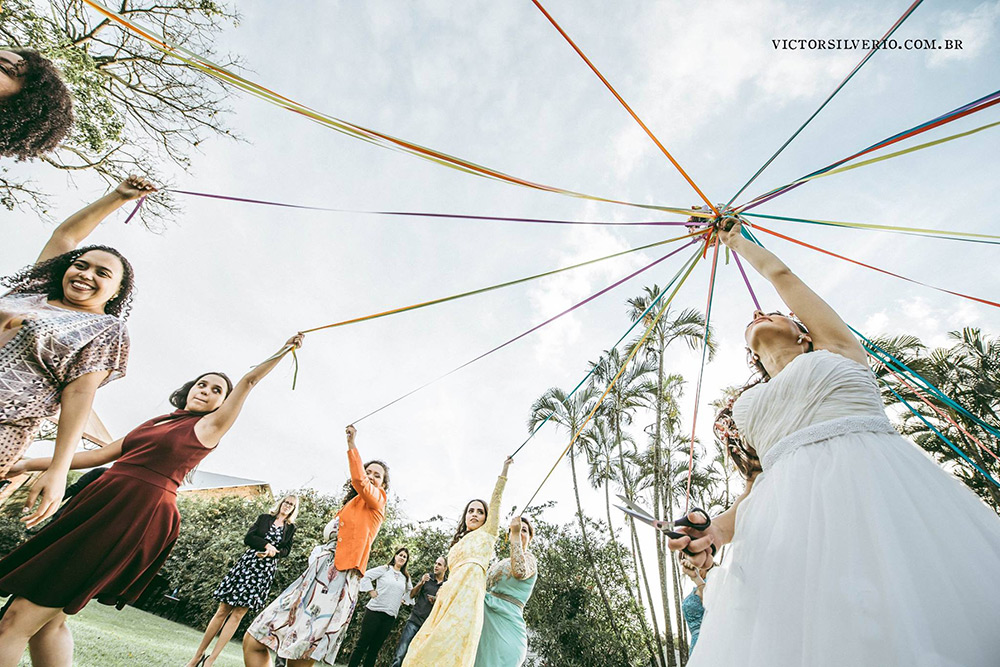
top-left (474, 516), bottom-right (537, 667)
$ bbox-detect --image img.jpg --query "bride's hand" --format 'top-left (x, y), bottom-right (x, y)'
top-left (664, 516), bottom-right (719, 569)
top-left (716, 216), bottom-right (744, 249)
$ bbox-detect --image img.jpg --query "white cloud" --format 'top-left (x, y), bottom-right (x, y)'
top-left (927, 1), bottom-right (1000, 67)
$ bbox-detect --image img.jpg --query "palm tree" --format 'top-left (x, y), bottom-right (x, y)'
top-left (527, 386), bottom-right (633, 658)
top-left (588, 348), bottom-right (668, 664)
top-left (582, 416), bottom-right (660, 665)
top-left (626, 292), bottom-right (715, 665)
top-left (870, 329), bottom-right (1000, 511)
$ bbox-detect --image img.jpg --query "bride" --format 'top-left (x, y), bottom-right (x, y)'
top-left (670, 217), bottom-right (1000, 666)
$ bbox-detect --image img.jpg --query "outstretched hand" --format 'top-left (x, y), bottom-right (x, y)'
top-left (286, 333), bottom-right (305, 350)
top-left (115, 174), bottom-right (156, 201)
top-left (346, 425), bottom-right (357, 448)
top-left (716, 216), bottom-right (744, 249)
top-left (502, 456), bottom-right (513, 475)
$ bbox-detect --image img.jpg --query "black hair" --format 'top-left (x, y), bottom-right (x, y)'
top-left (169, 372), bottom-right (234, 410)
top-left (342, 460), bottom-right (390, 505)
top-left (450, 498), bottom-right (488, 547)
top-left (387, 547), bottom-right (411, 579)
top-left (0, 48), bottom-right (74, 160)
top-left (1, 245), bottom-right (136, 319)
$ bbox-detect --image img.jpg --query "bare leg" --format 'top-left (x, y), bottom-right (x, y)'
top-left (242, 633), bottom-right (273, 667)
top-left (0, 598), bottom-right (64, 667)
top-left (27, 612), bottom-right (73, 667)
top-left (286, 660), bottom-right (314, 667)
top-left (203, 607), bottom-right (247, 666)
top-left (188, 603), bottom-right (236, 667)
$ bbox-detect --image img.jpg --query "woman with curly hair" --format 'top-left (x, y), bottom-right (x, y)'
top-left (0, 48), bottom-right (74, 159)
top-left (0, 175), bottom-right (153, 527)
top-left (0, 334), bottom-right (303, 667)
top-left (403, 457), bottom-right (512, 667)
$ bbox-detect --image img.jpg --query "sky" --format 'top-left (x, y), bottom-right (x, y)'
top-left (5, 0), bottom-right (1000, 624)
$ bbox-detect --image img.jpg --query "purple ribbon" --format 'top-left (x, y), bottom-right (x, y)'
top-left (167, 188), bottom-right (693, 227)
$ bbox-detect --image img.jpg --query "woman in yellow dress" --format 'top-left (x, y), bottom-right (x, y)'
top-left (403, 457), bottom-right (512, 667)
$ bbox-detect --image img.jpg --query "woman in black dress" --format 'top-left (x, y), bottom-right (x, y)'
top-left (187, 495), bottom-right (299, 667)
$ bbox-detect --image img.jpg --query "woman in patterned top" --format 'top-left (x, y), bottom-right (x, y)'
top-left (0, 175), bottom-right (153, 527)
top-left (187, 495), bottom-right (300, 667)
top-left (474, 515), bottom-right (538, 667)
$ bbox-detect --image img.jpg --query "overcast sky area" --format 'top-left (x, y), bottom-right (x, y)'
top-left (6, 0), bottom-right (1000, 609)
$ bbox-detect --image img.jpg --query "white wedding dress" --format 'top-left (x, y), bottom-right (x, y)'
top-left (689, 350), bottom-right (1000, 667)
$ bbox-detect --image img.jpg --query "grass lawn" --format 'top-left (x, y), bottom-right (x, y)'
top-left (15, 604), bottom-right (348, 667)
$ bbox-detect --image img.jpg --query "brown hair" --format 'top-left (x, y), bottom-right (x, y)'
top-left (717, 313), bottom-right (813, 480)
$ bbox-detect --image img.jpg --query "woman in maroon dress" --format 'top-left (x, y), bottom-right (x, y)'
top-left (0, 332), bottom-right (304, 667)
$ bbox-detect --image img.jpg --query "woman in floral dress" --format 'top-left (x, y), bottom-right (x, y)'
top-left (187, 496), bottom-right (299, 667)
top-left (244, 425), bottom-right (388, 667)
top-left (403, 457), bottom-right (512, 667)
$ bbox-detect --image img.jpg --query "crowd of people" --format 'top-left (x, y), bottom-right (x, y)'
top-left (2, 46), bottom-right (1000, 667)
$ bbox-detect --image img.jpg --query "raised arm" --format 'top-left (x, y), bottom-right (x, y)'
top-left (484, 457), bottom-right (513, 536)
top-left (36, 176), bottom-right (156, 264)
top-left (409, 573), bottom-right (430, 599)
top-left (346, 425), bottom-right (387, 510)
top-left (194, 333), bottom-right (304, 447)
top-left (718, 219), bottom-right (865, 364)
top-left (508, 517), bottom-right (538, 580)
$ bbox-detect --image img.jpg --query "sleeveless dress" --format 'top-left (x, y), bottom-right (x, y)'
top-left (403, 474), bottom-right (507, 667)
top-left (0, 292), bottom-right (129, 475)
top-left (474, 551), bottom-right (537, 667)
top-left (0, 410), bottom-right (212, 613)
top-left (689, 350), bottom-right (1000, 667)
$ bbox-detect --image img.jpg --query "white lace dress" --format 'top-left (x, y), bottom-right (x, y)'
top-left (689, 350), bottom-right (1000, 667)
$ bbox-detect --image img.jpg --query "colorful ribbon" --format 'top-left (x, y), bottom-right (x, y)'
top-left (353, 235), bottom-right (708, 424)
top-left (742, 212), bottom-right (1000, 246)
top-left (520, 244), bottom-right (705, 509)
top-left (167, 188), bottom-right (711, 225)
top-left (529, 0), bottom-right (719, 216)
top-left (739, 88), bottom-right (1000, 212)
top-left (883, 382), bottom-right (999, 488)
top-left (79, 0), bottom-right (706, 215)
top-left (854, 328), bottom-right (1000, 444)
top-left (726, 0), bottom-right (925, 207)
top-left (300, 229), bottom-right (707, 335)
top-left (684, 236), bottom-right (721, 512)
top-left (508, 240), bottom-right (709, 458)
top-left (748, 222), bottom-right (1000, 309)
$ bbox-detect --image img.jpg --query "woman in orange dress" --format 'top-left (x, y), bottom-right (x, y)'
top-left (243, 425), bottom-right (388, 667)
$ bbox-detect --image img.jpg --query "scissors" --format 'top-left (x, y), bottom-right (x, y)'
top-left (615, 494), bottom-right (715, 557)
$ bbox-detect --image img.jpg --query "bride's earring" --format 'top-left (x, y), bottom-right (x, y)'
top-left (796, 334), bottom-right (805, 345)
